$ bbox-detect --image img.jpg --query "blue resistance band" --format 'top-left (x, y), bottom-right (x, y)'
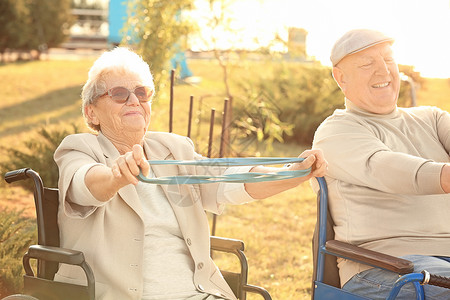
top-left (137, 157), bottom-right (311, 185)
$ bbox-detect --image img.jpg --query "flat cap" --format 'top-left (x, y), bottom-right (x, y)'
top-left (330, 29), bottom-right (394, 66)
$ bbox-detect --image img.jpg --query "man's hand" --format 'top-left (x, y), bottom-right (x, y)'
top-left (292, 149), bottom-right (328, 179)
top-left (245, 148), bottom-right (328, 199)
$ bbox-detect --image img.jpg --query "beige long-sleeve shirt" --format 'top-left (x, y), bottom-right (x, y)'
top-left (312, 99), bottom-right (450, 286)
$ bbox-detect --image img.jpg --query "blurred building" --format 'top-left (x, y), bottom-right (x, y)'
top-left (61, 0), bottom-right (109, 50)
top-left (287, 27), bottom-right (307, 60)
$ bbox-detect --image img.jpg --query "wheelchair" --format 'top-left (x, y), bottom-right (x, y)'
top-left (3, 168), bottom-right (272, 300)
top-left (311, 177), bottom-right (450, 300)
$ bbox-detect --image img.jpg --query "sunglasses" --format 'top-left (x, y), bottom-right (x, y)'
top-left (99, 86), bottom-right (154, 103)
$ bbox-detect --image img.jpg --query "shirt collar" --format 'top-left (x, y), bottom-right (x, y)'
top-left (344, 98), bottom-right (399, 119)
top-left (97, 131), bottom-right (172, 161)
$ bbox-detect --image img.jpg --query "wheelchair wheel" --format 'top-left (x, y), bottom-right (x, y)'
top-left (2, 295), bottom-right (39, 300)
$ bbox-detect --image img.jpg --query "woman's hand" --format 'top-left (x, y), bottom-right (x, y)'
top-left (85, 144), bottom-right (150, 202)
top-left (111, 144), bottom-right (150, 186)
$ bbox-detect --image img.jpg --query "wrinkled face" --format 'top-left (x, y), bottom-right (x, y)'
top-left (333, 42), bottom-right (400, 114)
top-left (86, 72), bottom-right (152, 138)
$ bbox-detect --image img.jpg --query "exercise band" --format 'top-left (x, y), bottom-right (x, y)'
top-left (137, 157), bottom-right (311, 185)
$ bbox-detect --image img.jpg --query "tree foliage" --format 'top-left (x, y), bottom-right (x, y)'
top-left (28, 0), bottom-right (74, 50)
top-left (234, 62), bottom-right (344, 145)
top-left (0, 0), bottom-right (74, 57)
top-left (0, 0), bottom-right (26, 54)
top-left (123, 0), bottom-right (196, 99)
top-left (194, 0), bottom-right (243, 100)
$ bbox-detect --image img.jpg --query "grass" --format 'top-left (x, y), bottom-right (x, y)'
top-left (0, 60), bottom-right (92, 150)
top-left (211, 183), bottom-right (318, 299)
top-left (0, 58), bottom-right (449, 299)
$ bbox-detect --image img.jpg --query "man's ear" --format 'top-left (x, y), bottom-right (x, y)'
top-left (332, 66), bottom-right (346, 92)
top-left (85, 104), bottom-right (99, 126)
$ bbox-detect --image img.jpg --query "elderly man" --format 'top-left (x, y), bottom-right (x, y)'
top-left (312, 29), bottom-right (450, 299)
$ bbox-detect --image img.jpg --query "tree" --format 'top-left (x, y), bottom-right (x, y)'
top-left (191, 0), bottom-right (260, 155)
top-left (0, 0), bottom-right (26, 59)
top-left (0, 1), bottom-right (14, 56)
top-left (26, 0), bottom-right (74, 56)
top-left (193, 0), bottom-right (254, 101)
top-left (124, 0), bottom-right (196, 99)
top-left (0, 0), bottom-right (73, 60)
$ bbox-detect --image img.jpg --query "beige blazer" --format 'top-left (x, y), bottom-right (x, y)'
top-left (54, 132), bottom-right (240, 300)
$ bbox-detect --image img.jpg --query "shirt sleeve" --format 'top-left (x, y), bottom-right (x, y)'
top-left (217, 166), bottom-right (255, 205)
top-left (200, 166), bottom-right (255, 214)
top-left (435, 107), bottom-right (450, 154)
top-left (54, 134), bottom-right (109, 219)
top-left (313, 116), bottom-right (445, 195)
top-left (68, 163), bottom-right (108, 207)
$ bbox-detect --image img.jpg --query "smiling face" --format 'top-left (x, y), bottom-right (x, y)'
top-left (85, 72), bottom-right (152, 144)
top-left (332, 42), bottom-right (400, 114)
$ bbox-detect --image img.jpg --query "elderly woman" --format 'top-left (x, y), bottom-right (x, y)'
top-left (54, 47), bottom-right (326, 300)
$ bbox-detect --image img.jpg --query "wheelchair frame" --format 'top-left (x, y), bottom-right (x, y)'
top-left (4, 168), bottom-right (271, 300)
top-left (312, 177), bottom-right (450, 300)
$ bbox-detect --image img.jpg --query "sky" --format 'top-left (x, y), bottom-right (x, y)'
top-left (191, 0), bottom-right (450, 78)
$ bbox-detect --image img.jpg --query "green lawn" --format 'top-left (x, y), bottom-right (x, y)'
top-left (0, 58), bottom-right (449, 299)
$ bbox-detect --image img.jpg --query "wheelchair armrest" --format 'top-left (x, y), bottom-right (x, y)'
top-left (23, 245), bottom-right (95, 288)
top-left (22, 245), bottom-right (95, 300)
top-left (243, 284), bottom-right (272, 300)
top-left (27, 245), bottom-right (85, 265)
top-left (210, 236), bottom-right (272, 299)
top-left (210, 236), bottom-right (245, 253)
top-left (325, 240), bottom-right (414, 274)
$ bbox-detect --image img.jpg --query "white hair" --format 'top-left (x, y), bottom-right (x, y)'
top-left (81, 47), bottom-right (154, 131)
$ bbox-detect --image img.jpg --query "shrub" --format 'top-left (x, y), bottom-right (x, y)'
top-left (234, 62), bottom-right (343, 145)
top-left (232, 88), bottom-right (294, 153)
top-left (0, 124), bottom-right (80, 190)
top-left (0, 209), bottom-right (37, 297)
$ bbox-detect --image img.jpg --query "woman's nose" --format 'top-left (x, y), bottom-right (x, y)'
top-left (126, 92), bottom-right (140, 105)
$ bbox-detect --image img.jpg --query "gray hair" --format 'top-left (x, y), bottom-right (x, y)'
top-left (81, 47), bottom-right (154, 131)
